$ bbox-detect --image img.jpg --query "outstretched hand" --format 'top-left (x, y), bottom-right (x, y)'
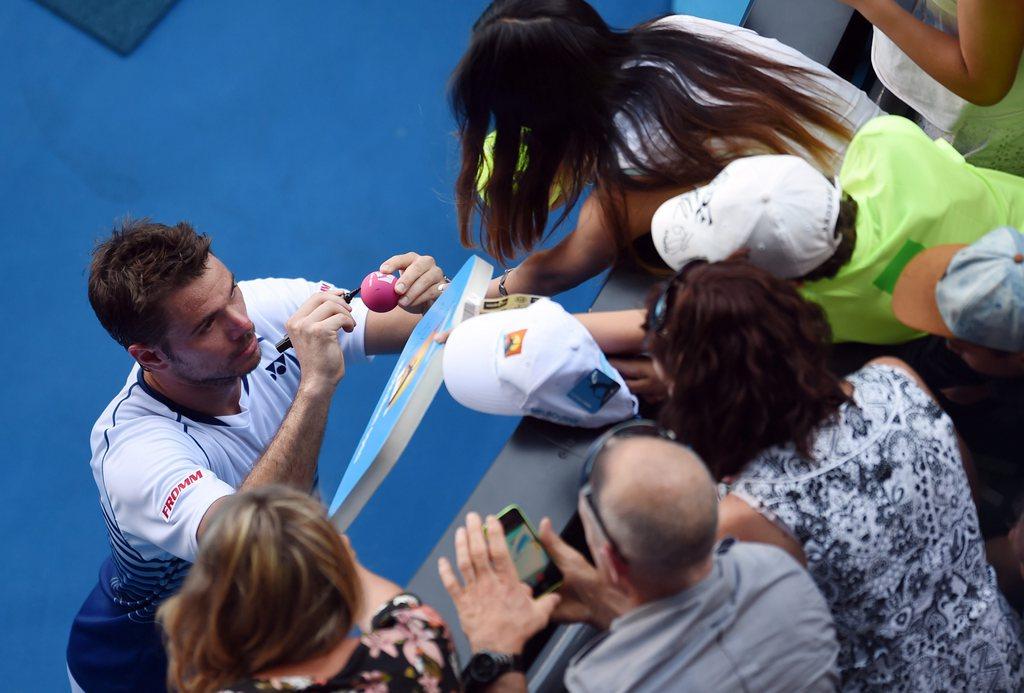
top-left (380, 252), bottom-right (448, 314)
top-left (438, 512), bottom-right (560, 654)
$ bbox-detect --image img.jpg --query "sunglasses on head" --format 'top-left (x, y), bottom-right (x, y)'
top-left (578, 419), bottom-right (676, 561)
top-left (646, 258), bottom-right (708, 334)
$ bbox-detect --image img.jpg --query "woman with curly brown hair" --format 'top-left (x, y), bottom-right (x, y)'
top-left (157, 486), bottom-right (460, 692)
top-left (645, 259), bottom-right (1023, 691)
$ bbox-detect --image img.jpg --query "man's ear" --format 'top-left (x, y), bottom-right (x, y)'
top-left (128, 343), bottom-right (170, 372)
top-left (601, 543), bottom-right (629, 589)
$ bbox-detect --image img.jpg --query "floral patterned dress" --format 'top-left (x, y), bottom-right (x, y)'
top-left (222, 594), bottom-right (461, 692)
top-left (730, 364), bottom-right (1024, 691)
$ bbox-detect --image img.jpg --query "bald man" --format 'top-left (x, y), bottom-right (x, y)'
top-left (546, 436), bottom-right (840, 692)
top-left (443, 435), bottom-right (840, 692)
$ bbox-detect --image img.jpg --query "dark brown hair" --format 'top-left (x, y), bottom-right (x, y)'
top-left (88, 218), bottom-right (212, 349)
top-left (800, 194), bottom-right (858, 282)
top-left (450, 0), bottom-right (852, 264)
top-left (647, 260), bottom-right (849, 479)
top-left (158, 486), bottom-right (362, 692)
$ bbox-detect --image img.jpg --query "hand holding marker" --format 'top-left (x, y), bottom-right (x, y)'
top-left (275, 271), bottom-right (409, 353)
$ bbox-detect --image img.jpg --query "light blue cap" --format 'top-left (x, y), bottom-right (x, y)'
top-left (937, 226), bottom-right (1024, 352)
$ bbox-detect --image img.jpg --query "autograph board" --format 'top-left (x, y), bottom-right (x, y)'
top-left (329, 255), bottom-right (493, 529)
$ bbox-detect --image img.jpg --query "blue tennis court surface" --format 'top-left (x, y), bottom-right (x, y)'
top-left (0, 0), bottom-right (669, 687)
top-left (673, 0), bottom-right (752, 24)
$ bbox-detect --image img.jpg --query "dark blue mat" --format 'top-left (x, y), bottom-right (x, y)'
top-left (34, 0), bottom-right (178, 54)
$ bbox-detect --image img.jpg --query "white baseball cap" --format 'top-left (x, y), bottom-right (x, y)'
top-left (651, 155), bottom-right (843, 279)
top-left (442, 298), bottom-right (639, 428)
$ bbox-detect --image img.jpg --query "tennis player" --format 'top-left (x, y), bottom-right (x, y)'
top-left (66, 219), bottom-right (447, 691)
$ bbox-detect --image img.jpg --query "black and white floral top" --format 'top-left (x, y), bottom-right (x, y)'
top-left (730, 364), bottom-right (1023, 691)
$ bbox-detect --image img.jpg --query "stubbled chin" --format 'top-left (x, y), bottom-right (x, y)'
top-left (240, 348), bottom-right (262, 375)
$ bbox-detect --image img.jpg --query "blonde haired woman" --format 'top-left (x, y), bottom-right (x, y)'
top-left (158, 486), bottom-right (460, 692)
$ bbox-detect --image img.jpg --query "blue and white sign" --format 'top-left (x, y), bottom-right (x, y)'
top-left (329, 255), bottom-right (493, 529)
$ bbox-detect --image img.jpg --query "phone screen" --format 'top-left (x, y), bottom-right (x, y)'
top-left (498, 506), bottom-right (563, 596)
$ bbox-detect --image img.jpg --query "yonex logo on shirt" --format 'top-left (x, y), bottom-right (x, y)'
top-left (161, 470), bottom-right (205, 521)
top-left (266, 354), bottom-right (288, 381)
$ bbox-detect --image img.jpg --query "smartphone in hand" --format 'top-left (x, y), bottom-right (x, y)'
top-left (497, 504), bottom-right (564, 597)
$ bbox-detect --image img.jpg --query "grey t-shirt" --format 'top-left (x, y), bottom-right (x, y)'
top-left (564, 540), bottom-right (839, 693)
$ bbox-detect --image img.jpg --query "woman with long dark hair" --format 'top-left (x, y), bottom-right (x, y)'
top-left (644, 259), bottom-right (1023, 689)
top-left (450, 0), bottom-right (882, 297)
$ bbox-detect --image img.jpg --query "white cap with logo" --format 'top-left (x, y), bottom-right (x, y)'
top-left (651, 154), bottom-right (843, 279)
top-left (442, 298), bottom-right (639, 428)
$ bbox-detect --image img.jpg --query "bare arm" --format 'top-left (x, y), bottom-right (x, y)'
top-left (197, 388), bottom-right (336, 539)
top-left (575, 309), bottom-right (646, 355)
top-left (196, 395), bottom-right (339, 541)
top-left (335, 536), bottom-right (404, 633)
top-left (487, 195), bottom-right (620, 298)
top-left (364, 309), bottom-right (422, 354)
top-left (488, 181), bottom-right (694, 298)
top-left (845, 0), bottom-right (1024, 105)
top-left (352, 560), bottom-right (403, 633)
top-left (434, 309), bottom-right (648, 355)
top-left (717, 494), bottom-right (807, 566)
top-left (240, 384), bottom-right (333, 491)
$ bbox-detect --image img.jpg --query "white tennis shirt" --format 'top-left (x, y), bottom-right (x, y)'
top-left (88, 278), bottom-right (369, 616)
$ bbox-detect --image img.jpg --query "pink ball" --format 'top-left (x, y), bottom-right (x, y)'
top-left (360, 271), bottom-right (401, 312)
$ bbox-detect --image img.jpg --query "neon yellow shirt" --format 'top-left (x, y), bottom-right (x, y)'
top-left (800, 116), bottom-right (1024, 343)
